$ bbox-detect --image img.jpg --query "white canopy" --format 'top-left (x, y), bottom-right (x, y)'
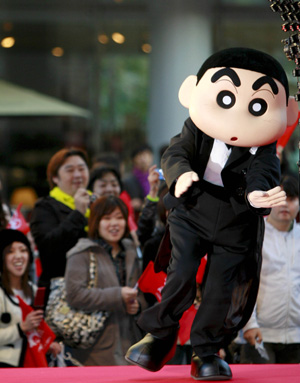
top-left (0, 79), bottom-right (91, 118)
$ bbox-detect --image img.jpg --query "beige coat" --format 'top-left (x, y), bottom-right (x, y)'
top-left (65, 237), bottom-right (147, 366)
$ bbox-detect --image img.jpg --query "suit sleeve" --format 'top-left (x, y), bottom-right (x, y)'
top-left (161, 118), bottom-right (199, 191)
top-left (246, 143), bottom-right (280, 193)
top-left (245, 142), bottom-right (281, 215)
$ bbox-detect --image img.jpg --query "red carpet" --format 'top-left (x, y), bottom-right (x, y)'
top-left (1, 364), bottom-right (300, 383)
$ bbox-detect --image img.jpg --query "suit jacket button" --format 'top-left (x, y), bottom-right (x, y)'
top-left (236, 187), bottom-right (244, 196)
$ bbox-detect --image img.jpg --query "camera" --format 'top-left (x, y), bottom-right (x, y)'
top-left (89, 194), bottom-right (98, 205)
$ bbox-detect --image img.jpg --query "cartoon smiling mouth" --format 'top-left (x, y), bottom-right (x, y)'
top-left (230, 137), bottom-right (238, 142)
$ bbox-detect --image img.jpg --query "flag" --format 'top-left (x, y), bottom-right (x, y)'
top-left (138, 257), bottom-right (207, 301)
top-left (7, 203), bottom-right (30, 234)
top-left (196, 255), bottom-right (207, 285)
top-left (34, 256), bottom-right (43, 279)
top-left (137, 261), bottom-right (167, 302)
top-left (138, 258), bottom-right (207, 345)
top-left (276, 110), bottom-right (299, 155)
top-left (17, 296), bottom-right (56, 367)
top-left (178, 304), bottom-right (198, 346)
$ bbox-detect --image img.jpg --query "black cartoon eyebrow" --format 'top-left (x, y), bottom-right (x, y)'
top-left (211, 68), bottom-right (241, 87)
top-left (252, 76), bottom-right (278, 95)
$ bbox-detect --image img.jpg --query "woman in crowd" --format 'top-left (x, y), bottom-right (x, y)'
top-left (30, 148), bottom-right (91, 295)
top-left (0, 229), bottom-right (60, 367)
top-left (88, 166), bottom-right (139, 246)
top-left (64, 195), bottom-right (147, 366)
top-left (88, 166), bottom-right (122, 199)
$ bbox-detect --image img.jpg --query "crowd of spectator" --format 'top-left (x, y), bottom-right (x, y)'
top-left (0, 145), bottom-right (299, 368)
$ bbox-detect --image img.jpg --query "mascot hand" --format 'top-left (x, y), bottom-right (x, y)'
top-left (248, 186), bottom-right (286, 208)
top-left (175, 171), bottom-right (199, 198)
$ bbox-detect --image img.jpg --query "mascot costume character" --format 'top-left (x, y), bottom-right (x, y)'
top-left (125, 47), bottom-right (298, 380)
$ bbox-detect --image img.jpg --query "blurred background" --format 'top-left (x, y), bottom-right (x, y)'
top-left (0, 0), bottom-right (298, 206)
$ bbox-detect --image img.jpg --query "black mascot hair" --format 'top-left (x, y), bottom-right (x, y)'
top-left (197, 47), bottom-right (289, 103)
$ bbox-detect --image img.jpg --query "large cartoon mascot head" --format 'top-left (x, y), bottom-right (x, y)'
top-left (179, 47), bottom-right (298, 147)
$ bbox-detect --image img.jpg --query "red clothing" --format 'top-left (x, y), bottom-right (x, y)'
top-left (120, 191), bottom-right (138, 231)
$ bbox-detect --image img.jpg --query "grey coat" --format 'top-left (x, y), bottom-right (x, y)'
top-left (65, 237), bottom-right (147, 366)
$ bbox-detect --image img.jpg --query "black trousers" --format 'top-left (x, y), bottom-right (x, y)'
top-left (0, 362), bottom-right (15, 367)
top-left (138, 183), bottom-right (261, 357)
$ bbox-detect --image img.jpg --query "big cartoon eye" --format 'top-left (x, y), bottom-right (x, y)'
top-left (216, 90), bottom-right (236, 109)
top-left (248, 98), bottom-right (267, 116)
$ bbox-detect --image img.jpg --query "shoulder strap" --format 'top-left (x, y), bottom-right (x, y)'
top-left (88, 251), bottom-right (98, 288)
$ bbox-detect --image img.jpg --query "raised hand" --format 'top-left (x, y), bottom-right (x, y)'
top-left (121, 286), bottom-right (139, 315)
top-left (121, 286), bottom-right (137, 304)
top-left (175, 171), bottom-right (199, 198)
top-left (147, 164), bottom-right (160, 199)
top-left (20, 309), bottom-right (44, 333)
top-left (124, 299), bottom-right (140, 315)
top-left (74, 187), bottom-right (90, 215)
top-left (248, 186), bottom-right (286, 208)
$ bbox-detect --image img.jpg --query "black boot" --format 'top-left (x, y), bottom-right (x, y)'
top-left (125, 332), bottom-right (178, 372)
top-left (190, 354), bottom-right (232, 381)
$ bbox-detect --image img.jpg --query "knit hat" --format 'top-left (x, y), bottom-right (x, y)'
top-left (0, 229), bottom-right (33, 272)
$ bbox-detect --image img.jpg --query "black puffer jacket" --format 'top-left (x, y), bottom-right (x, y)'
top-left (30, 196), bottom-right (87, 288)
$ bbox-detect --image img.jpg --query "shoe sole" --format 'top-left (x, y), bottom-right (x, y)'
top-left (125, 355), bottom-right (160, 372)
top-left (191, 373), bottom-right (232, 381)
top-left (125, 339), bottom-right (177, 373)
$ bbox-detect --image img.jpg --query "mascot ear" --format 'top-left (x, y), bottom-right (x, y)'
top-left (178, 75), bottom-right (197, 108)
top-left (287, 96), bottom-right (299, 126)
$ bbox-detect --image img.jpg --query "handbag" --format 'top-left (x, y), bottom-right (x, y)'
top-left (45, 251), bottom-right (108, 349)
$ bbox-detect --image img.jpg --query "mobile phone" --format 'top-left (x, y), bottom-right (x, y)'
top-left (33, 287), bottom-right (46, 310)
top-left (155, 168), bottom-right (165, 180)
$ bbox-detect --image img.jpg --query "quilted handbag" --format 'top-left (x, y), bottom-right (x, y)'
top-left (45, 251), bottom-right (108, 349)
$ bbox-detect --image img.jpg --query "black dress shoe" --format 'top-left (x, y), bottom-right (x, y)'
top-left (190, 354), bottom-right (232, 381)
top-left (125, 332), bottom-right (177, 372)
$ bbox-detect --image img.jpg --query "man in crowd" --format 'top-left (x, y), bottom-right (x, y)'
top-left (242, 175), bottom-right (300, 364)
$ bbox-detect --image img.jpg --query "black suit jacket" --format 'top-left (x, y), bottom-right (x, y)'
top-left (158, 118), bottom-right (280, 331)
top-left (161, 118), bottom-right (281, 216)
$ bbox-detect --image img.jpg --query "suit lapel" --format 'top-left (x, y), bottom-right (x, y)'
top-left (198, 134), bottom-right (214, 178)
top-left (197, 134), bottom-right (252, 175)
top-left (225, 146), bottom-right (251, 168)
